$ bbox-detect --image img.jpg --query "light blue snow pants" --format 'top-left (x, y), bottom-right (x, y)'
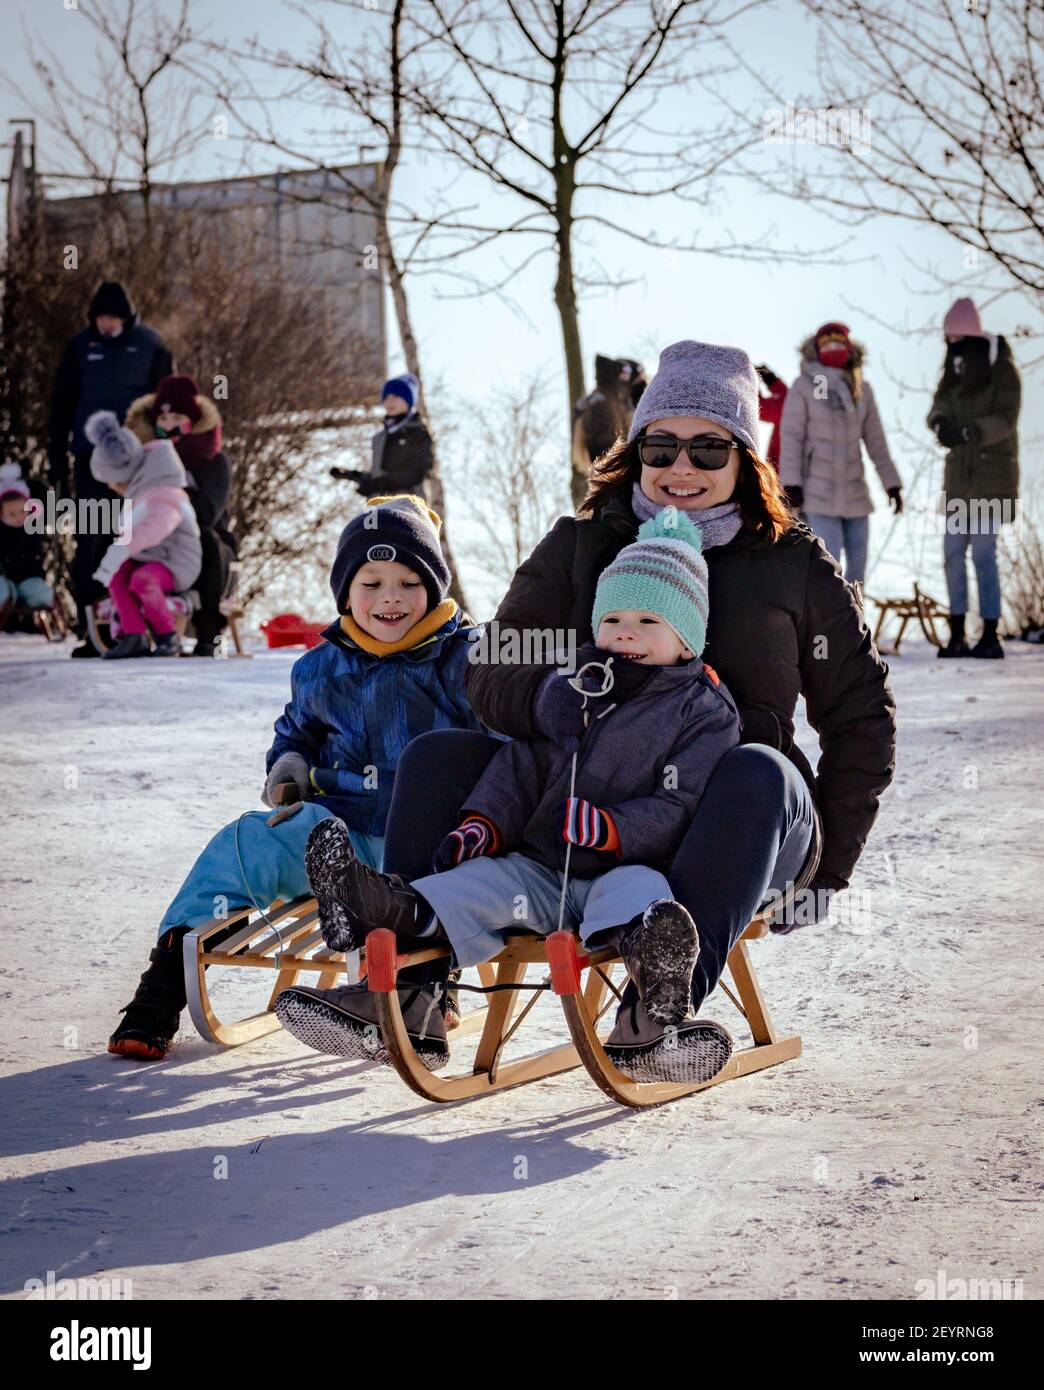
top-left (412, 852), bottom-right (673, 969)
top-left (158, 803), bottom-right (383, 937)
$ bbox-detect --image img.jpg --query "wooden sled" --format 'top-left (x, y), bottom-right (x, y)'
top-left (867, 583), bottom-right (948, 654)
top-left (182, 895), bottom-right (496, 1047)
top-left (365, 911), bottom-right (800, 1110)
top-left (184, 896), bottom-right (799, 1107)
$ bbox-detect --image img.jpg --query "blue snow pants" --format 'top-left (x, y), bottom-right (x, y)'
top-left (158, 803), bottom-right (383, 937)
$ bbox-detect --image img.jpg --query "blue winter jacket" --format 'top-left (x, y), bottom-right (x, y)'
top-left (267, 611), bottom-right (486, 835)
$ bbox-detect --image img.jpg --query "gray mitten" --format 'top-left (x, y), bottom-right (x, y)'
top-left (263, 752), bottom-right (311, 808)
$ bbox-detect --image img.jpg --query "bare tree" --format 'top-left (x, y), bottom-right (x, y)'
top-left (727, 0), bottom-right (1043, 345)
top-left (210, 0), bottom-right (471, 606)
top-left (5, 0), bottom-right (211, 242)
top-left (443, 372), bottom-right (570, 588)
top-left (406, 0), bottom-right (848, 502)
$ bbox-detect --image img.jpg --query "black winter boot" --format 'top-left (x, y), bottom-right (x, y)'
top-left (937, 613), bottom-right (970, 659)
top-left (103, 633), bottom-right (152, 660)
top-left (611, 899), bottom-right (700, 1024)
top-left (305, 817), bottom-right (426, 953)
top-left (108, 927), bottom-right (189, 1060)
top-left (970, 618), bottom-right (1004, 659)
top-left (150, 631), bottom-right (182, 657)
top-left (276, 978), bottom-right (449, 1070)
top-left (70, 640), bottom-right (101, 658)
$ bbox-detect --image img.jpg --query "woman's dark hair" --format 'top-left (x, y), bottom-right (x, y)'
top-left (579, 433), bottom-right (793, 543)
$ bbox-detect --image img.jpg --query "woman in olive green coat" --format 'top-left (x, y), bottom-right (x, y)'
top-left (928, 297), bottom-right (1021, 659)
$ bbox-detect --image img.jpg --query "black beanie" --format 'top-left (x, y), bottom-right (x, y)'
top-left (330, 496), bottom-right (451, 614)
top-left (88, 281), bottom-right (135, 325)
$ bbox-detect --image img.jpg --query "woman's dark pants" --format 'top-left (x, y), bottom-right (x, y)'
top-left (383, 731), bottom-right (816, 1006)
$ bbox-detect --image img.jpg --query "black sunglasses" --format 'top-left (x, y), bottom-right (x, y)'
top-left (638, 432), bottom-right (737, 471)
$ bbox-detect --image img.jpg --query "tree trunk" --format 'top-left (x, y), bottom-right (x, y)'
top-left (554, 198), bottom-right (586, 509)
top-left (377, 0), bottom-right (470, 611)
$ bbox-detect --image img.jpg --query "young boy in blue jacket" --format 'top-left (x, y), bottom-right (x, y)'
top-left (108, 495), bottom-right (484, 1060)
top-left (277, 511), bottom-right (743, 1084)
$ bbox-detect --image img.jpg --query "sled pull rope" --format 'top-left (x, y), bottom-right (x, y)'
top-left (233, 813), bottom-right (283, 957)
top-left (556, 656), bottom-right (617, 935)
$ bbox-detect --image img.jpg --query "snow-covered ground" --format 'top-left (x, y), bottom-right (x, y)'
top-left (1, 628), bottom-right (1041, 1301)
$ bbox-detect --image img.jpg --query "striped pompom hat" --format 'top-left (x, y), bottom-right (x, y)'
top-left (591, 508), bottom-right (709, 658)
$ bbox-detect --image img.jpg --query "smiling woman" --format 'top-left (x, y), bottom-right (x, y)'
top-left (378, 339), bottom-right (897, 1050)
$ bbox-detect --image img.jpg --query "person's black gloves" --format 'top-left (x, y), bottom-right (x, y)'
top-left (931, 416), bottom-right (964, 448)
top-left (887, 486), bottom-right (904, 514)
top-left (330, 466), bottom-right (365, 483)
top-left (769, 871), bottom-right (846, 934)
top-left (784, 484), bottom-right (804, 512)
top-left (756, 363), bottom-right (780, 388)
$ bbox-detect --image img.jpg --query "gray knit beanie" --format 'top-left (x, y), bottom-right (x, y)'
top-left (628, 340), bottom-right (760, 453)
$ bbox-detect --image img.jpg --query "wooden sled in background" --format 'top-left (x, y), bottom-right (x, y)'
top-left (866, 583), bottom-right (948, 655)
top-left (184, 896), bottom-right (799, 1109)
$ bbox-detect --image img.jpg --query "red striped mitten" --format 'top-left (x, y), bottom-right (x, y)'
top-left (432, 816), bottom-right (499, 872)
top-left (561, 798), bottom-right (619, 853)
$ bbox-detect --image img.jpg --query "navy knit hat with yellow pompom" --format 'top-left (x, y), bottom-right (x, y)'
top-left (330, 493), bottom-right (451, 614)
top-left (591, 509), bottom-right (709, 659)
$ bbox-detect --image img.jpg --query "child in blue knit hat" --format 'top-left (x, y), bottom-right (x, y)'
top-left (277, 509), bottom-right (743, 1085)
top-left (330, 373), bottom-right (436, 503)
top-left (106, 494), bottom-right (484, 1062)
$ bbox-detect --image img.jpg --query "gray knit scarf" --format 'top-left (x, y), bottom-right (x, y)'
top-left (631, 481), bottom-right (743, 550)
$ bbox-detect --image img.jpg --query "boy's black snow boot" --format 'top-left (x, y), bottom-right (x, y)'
top-left (611, 899), bottom-right (700, 1024)
top-left (970, 618), bottom-right (1004, 659)
top-left (108, 927), bottom-right (189, 1061)
top-left (937, 613), bottom-right (970, 658)
top-left (276, 978), bottom-right (450, 1070)
top-left (305, 817), bottom-right (425, 953)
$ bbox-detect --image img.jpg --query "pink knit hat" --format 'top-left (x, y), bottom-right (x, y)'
top-left (943, 297), bottom-right (984, 339)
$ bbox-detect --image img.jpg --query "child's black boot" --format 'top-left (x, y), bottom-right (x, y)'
top-left (108, 927), bottom-right (188, 1060)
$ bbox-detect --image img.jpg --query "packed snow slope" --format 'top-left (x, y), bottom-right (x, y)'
top-left (0, 633), bottom-right (1040, 1301)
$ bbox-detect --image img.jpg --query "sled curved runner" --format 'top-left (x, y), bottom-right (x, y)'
top-left (365, 912), bottom-right (800, 1109)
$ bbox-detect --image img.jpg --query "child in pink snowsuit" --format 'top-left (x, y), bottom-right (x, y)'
top-left (86, 410), bottom-right (202, 658)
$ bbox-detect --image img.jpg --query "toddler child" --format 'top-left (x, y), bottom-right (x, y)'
top-left (0, 463), bottom-right (52, 621)
top-left (86, 409), bottom-right (202, 658)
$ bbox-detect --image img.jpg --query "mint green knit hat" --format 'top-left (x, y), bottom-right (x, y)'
top-left (592, 509), bottom-right (709, 658)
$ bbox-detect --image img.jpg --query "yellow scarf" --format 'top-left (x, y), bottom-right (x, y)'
top-left (338, 599), bottom-right (458, 657)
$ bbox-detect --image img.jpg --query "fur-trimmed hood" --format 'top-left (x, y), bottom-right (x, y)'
top-left (125, 391), bottom-right (222, 445)
top-left (798, 333), bottom-right (866, 369)
top-left (125, 391), bottom-right (223, 468)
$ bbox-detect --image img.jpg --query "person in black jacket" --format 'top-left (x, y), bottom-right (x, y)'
top-left (48, 281), bottom-right (173, 654)
top-left (124, 375), bottom-right (236, 655)
top-left (572, 353), bottom-right (647, 474)
top-left (378, 340), bottom-right (896, 1039)
top-left (330, 373), bottom-right (434, 501)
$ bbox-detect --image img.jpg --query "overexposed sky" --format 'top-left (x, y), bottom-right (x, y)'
top-left (3, 0), bottom-right (1039, 611)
